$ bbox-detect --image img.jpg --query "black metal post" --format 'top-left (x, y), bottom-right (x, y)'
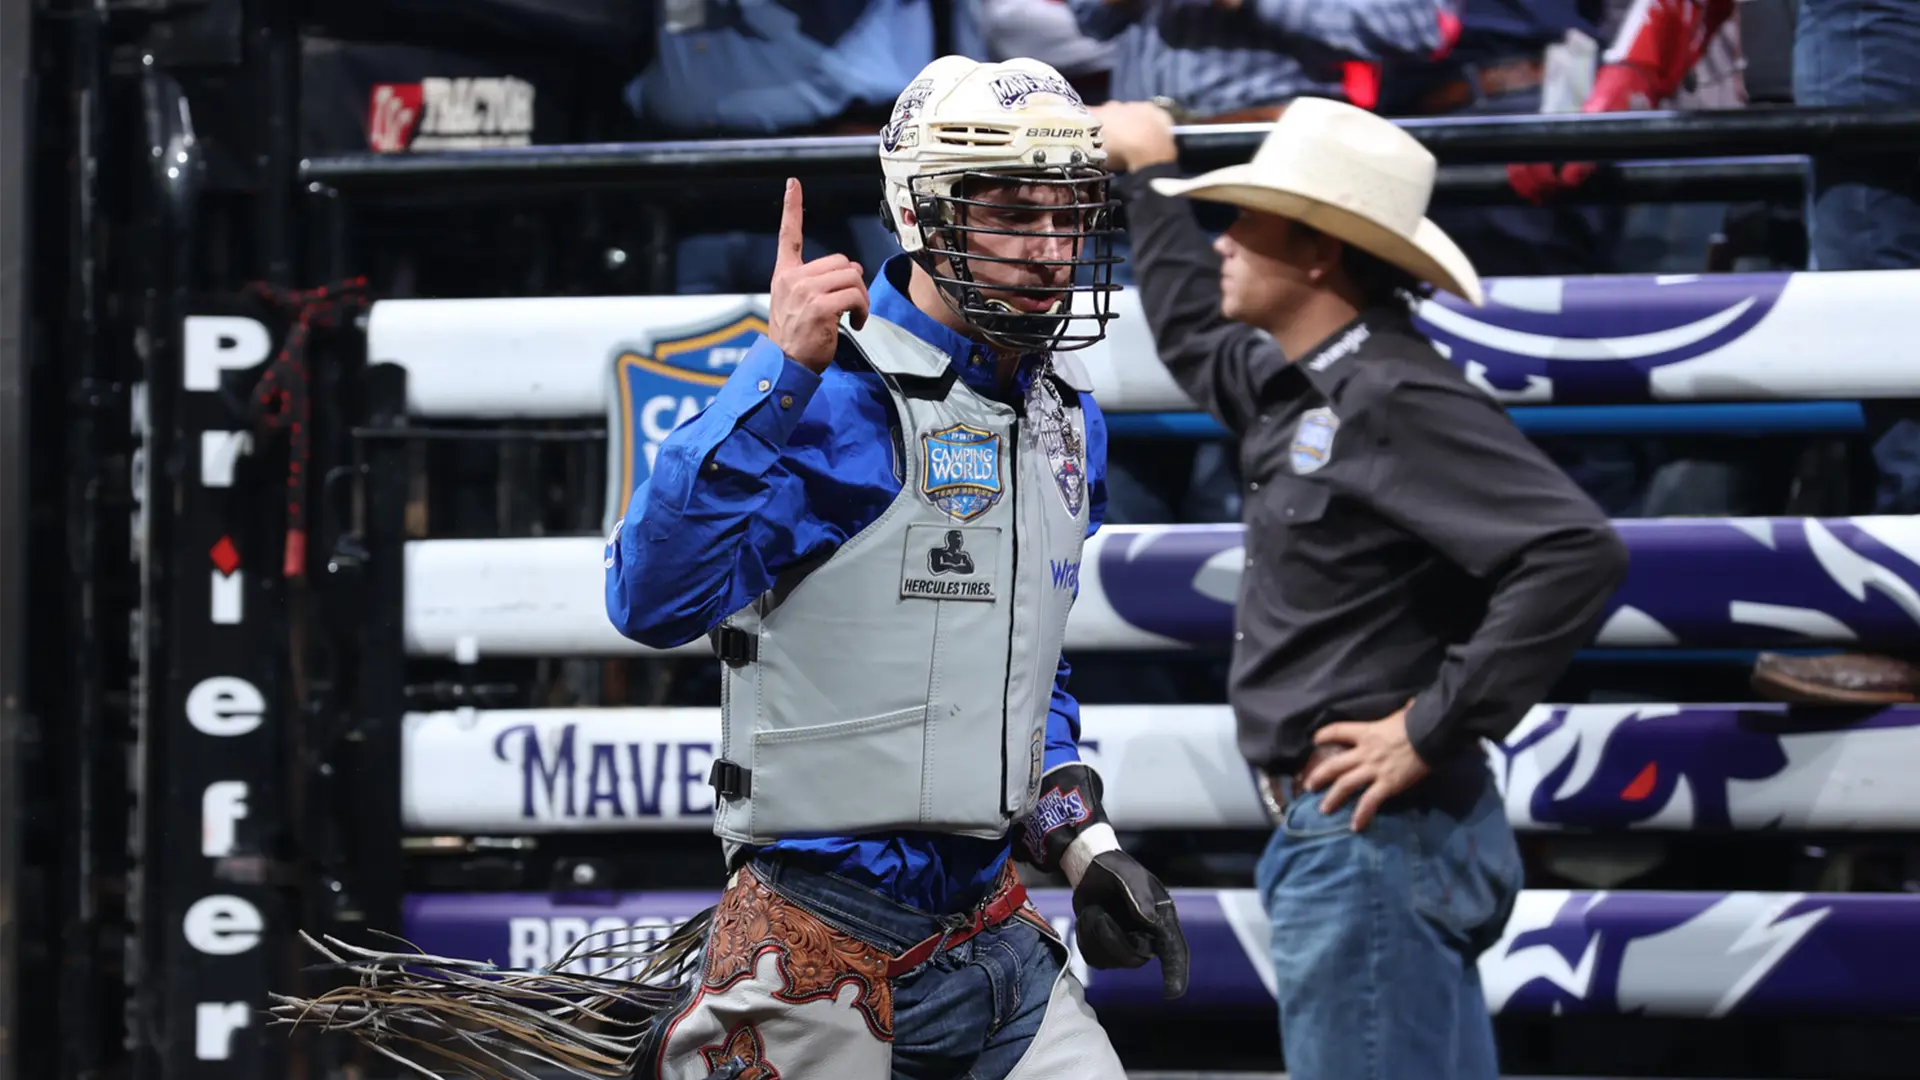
top-left (249, 0), bottom-right (297, 287)
top-left (298, 106), bottom-right (1920, 192)
top-left (347, 362), bottom-right (409, 948)
top-left (134, 47), bottom-right (295, 1080)
top-left (60, 2), bottom-right (108, 1076)
top-left (0, 1), bottom-right (33, 1079)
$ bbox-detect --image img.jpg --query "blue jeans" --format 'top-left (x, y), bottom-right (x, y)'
top-left (1255, 767), bottom-right (1524, 1080)
top-left (651, 856), bottom-right (1124, 1080)
top-left (1796, 0), bottom-right (1920, 274)
top-left (1795, 0), bottom-right (1920, 513)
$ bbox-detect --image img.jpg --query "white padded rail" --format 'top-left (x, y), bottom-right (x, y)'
top-left (369, 270), bottom-right (1920, 418)
top-left (401, 703), bottom-right (1920, 834)
top-left (404, 530), bottom-right (1177, 660)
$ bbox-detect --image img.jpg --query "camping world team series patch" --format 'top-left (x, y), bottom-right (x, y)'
top-left (1290, 407), bottom-right (1339, 475)
top-left (921, 423), bottom-right (1004, 521)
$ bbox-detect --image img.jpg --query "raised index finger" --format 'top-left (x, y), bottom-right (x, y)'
top-left (775, 177), bottom-right (804, 272)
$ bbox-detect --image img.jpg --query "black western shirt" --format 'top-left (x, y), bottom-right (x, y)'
top-left (1118, 163), bottom-right (1631, 774)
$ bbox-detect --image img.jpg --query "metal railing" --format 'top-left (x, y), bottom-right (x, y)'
top-left (301, 106), bottom-right (1920, 192)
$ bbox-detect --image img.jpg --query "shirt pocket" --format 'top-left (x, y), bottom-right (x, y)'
top-left (1247, 478), bottom-right (1343, 612)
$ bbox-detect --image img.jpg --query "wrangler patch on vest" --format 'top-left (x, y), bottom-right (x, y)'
top-left (920, 423), bottom-right (1004, 521)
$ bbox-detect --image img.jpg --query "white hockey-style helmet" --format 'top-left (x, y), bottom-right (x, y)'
top-left (878, 56), bottom-right (1121, 353)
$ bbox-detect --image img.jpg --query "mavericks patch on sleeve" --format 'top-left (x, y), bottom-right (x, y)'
top-left (1290, 406), bottom-right (1340, 475)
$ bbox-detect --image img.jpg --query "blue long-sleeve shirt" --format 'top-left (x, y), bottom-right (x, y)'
top-left (1070, 0), bottom-right (1455, 116)
top-left (606, 254), bottom-right (1110, 915)
top-left (624, 0), bottom-right (938, 136)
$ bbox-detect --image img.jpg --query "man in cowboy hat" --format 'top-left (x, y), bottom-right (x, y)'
top-left (1088, 97), bottom-right (1629, 1079)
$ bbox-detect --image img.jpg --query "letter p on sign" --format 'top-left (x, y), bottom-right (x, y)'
top-left (183, 316), bottom-right (272, 392)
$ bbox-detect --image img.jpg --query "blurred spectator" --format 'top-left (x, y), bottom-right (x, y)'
top-left (1379, 3), bottom-right (1646, 516)
top-left (976, 0), bottom-right (1115, 101)
top-left (1795, 0), bottom-right (1920, 276)
top-left (1068, 0), bottom-right (1457, 123)
top-left (1385, 2), bottom-right (1758, 519)
top-left (1066, 0), bottom-right (1457, 293)
top-left (1614, 0), bottom-right (1747, 275)
top-left (1606, 4), bottom-right (1794, 522)
top-left (623, 1), bottom-right (951, 294)
top-left (1059, 1), bottom-right (1458, 536)
top-left (1750, 0), bottom-right (1920, 704)
top-left (1797, 0), bottom-right (1920, 513)
top-left (1385, 2), bottom-right (1624, 280)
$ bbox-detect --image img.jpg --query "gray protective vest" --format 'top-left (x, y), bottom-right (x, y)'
top-left (708, 316), bottom-right (1093, 849)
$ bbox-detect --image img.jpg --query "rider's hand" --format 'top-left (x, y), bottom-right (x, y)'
top-left (1020, 763), bottom-right (1190, 999)
top-left (766, 177), bottom-right (870, 372)
top-left (1071, 848), bottom-right (1190, 999)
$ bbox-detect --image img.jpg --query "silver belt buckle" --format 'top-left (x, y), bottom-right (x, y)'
top-left (1150, 95), bottom-right (1199, 125)
top-left (1256, 770), bottom-right (1288, 825)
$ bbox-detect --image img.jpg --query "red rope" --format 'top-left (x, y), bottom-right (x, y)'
top-left (243, 276), bottom-right (372, 581)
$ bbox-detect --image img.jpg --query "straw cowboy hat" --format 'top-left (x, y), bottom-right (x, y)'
top-left (1149, 96), bottom-right (1485, 307)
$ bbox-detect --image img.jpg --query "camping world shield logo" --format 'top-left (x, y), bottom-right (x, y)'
top-left (604, 303), bottom-right (768, 531)
top-left (921, 423), bottom-right (1004, 522)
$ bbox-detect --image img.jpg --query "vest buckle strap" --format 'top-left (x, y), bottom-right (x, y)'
top-left (710, 758), bottom-right (752, 799)
top-left (713, 625), bottom-right (758, 665)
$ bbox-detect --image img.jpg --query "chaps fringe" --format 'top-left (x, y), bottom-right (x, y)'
top-left (269, 907), bottom-right (716, 1080)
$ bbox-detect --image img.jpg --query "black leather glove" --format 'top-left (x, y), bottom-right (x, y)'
top-left (1019, 763), bottom-right (1190, 999)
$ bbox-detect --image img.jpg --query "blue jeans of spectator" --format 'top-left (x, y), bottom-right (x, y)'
top-left (1796, 0), bottom-right (1920, 513)
top-left (648, 854), bottom-right (1125, 1080)
top-left (1256, 764), bottom-right (1523, 1080)
top-left (1796, 0), bottom-right (1920, 273)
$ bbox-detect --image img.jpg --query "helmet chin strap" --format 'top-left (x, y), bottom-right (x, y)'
top-left (975, 295), bottom-right (1068, 354)
top-left (906, 247), bottom-right (1055, 354)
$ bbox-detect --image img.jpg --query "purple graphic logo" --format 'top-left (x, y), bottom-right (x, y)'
top-left (1093, 526), bottom-right (1241, 646)
top-left (1415, 274), bottom-right (1790, 404)
top-left (1494, 707), bottom-right (1789, 830)
top-left (1499, 893), bottom-right (1726, 1014)
top-left (1093, 517), bottom-right (1920, 652)
top-left (1603, 517), bottom-right (1920, 649)
top-left (1496, 704), bottom-right (1920, 832)
top-left (1491, 891), bottom-right (1854, 1017)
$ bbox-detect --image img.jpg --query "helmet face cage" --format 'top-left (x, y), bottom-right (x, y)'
top-left (905, 162), bottom-right (1121, 355)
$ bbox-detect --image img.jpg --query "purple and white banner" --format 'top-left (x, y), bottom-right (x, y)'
top-left (403, 704), bottom-right (1920, 834)
top-left (370, 270), bottom-right (1920, 420)
top-left (1092, 516), bottom-right (1920, 651)
top-left (406, 516), bottom-right (1920, 659)
top-left (399, 887), bottom-right (1920, 1017)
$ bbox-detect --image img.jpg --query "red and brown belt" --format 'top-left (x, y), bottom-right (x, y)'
top-left (1409, 57), bottom-right (1545, 115)
top-left (1152, 95), bottom-right (1290, 126)
top-left (886, 865), bottom-right (1043, 976)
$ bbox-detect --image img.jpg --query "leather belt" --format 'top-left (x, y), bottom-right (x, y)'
top-left (885, 874), bottom-right (1030, 977)
top-left (1410, 57), bottom-right (1545, 115)
top-left (1255, 741), bottom-right (1350, 823)
top-left (1153, 96), bottom-right (1290, 126)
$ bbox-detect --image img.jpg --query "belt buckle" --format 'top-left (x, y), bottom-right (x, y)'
top-left (1256, 770), bottom-right (1289, 825)
top-left (1150, 95), bottom-right (1199, 124)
